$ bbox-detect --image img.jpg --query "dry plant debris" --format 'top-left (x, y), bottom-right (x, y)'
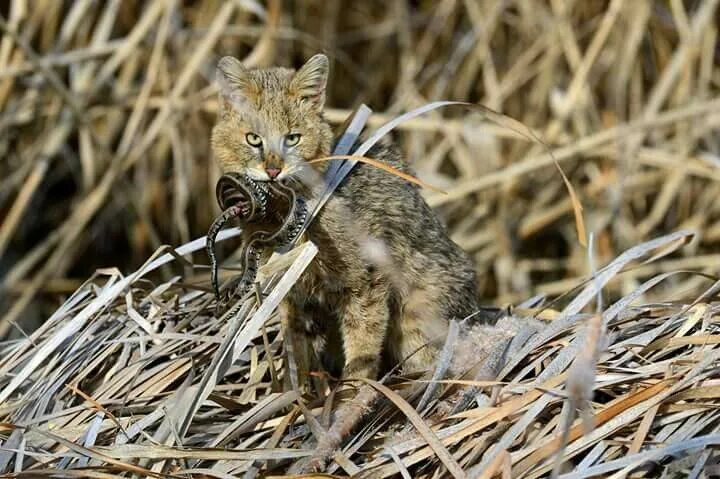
top-left (1, 229), bottom-right (720, 477)
top-left (2, 0), bottom-right (719, 331)
top-left (1, 0), bottom-right (720, 477)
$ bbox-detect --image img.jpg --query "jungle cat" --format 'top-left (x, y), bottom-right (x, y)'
top-left (211, 53), bottom-right (480, 384)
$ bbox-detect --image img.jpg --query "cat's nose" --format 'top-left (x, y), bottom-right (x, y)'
top-left (265, 167), bottom-right (281, 179)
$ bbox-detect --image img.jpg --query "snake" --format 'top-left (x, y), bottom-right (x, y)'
top-left (206, 172), bottom-right (308, 303)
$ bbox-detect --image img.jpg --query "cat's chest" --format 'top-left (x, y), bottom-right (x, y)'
top-left (295, 251), bottom-right (343, 295)
top-left (286, 234), bottom-right (350, 314)
top-left (291, 198), bottom-right (368, 303)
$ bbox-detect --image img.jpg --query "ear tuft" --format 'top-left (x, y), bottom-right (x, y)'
top-left (290, 53), bottom-right (329, 110)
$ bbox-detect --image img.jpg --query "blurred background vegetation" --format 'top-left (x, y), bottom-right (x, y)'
top-left (1, 0), bottom-right (719, 337)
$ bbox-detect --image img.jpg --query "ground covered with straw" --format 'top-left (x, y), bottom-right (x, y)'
top-left (2, 230), bottom-right (720, 477)
top-left (1, 0), bottom-right (720, 477)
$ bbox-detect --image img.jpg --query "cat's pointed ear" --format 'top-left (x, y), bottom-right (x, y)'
top-left (290, 54), bottom-right (329, 111)
top-left (216, 56), bottom-right (257, 116)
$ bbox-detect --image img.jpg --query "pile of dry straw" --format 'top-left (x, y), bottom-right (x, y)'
top-left (1, 0), bottom-right (720, 476)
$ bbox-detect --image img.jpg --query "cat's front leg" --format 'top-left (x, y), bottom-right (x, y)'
top-left (297, 286), bottom-right (390, 473)
top-left (279, 300), bottom-right (314, 392)
top-left (340, 285), bottom-right (390, 381)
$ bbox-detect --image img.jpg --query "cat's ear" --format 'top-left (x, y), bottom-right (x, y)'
top-left (290, 53), bottom-right (329, 111)
top-left (216, 56), bottom-right (257, 117)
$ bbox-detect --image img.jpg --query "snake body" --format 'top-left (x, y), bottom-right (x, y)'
top-left (207, 173), bottom-right (307, 302)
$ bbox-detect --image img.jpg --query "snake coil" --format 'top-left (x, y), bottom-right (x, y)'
top-left (206, 173), bottom-right (307, 303)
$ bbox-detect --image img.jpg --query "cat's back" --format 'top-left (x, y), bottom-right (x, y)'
top-left (331, 138), bottom-right (461, 256)
top-left (313, 138), bottom-right (477, 306)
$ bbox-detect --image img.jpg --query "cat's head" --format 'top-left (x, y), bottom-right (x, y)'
top-left (211, 54), bottom-right (333, 187)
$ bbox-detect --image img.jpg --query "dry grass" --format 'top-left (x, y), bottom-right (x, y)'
top-left (1, 229), bottom-right (719, 477)
top-left (1, 0), bottom-right (720, 477)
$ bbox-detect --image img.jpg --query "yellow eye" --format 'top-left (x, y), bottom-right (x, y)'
top-left (284, 133), bottom-right (301, 147)
top-left (246, 132), bottom-right (263, 147)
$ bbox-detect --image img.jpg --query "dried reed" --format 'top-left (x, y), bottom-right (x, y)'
top-left (1, 1), bottom-right (720, 477)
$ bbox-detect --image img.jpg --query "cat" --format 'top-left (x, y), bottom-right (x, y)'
top-left (211, 53), bottom-right (481, 385)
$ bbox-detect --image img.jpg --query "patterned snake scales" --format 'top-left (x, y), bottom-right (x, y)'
top-left (206, 173), bottom-right (308, 302)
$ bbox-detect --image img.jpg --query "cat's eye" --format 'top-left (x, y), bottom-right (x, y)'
top-left (246, 132), bottom-right (263, 147)
top-left (284, 133), bottom-right (301, 147)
